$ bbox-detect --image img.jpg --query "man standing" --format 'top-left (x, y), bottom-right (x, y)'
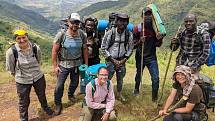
top-left (84, 17), bottom-right (101, 66)
top-left (80, 67), bottom-right (116, 121)
top-left (132, 7), bottom-right (163, 102)
top-left (170, 14), bottom-right (211, 73)
top-left (52, 13), bottom-right (88, 115)
top-left (101, 13), bottom-right (134, 101)
top-left (6, 29), bottom-right (53, 121)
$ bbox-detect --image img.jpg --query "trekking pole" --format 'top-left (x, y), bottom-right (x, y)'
top-left (157, 24), bottom-right (182, 106)
top-left (150, 96), bottom-right (187, 121)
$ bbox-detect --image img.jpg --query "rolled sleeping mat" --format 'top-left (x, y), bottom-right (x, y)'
top-left (78, 64), bottom-right (88, 79)
top-left (127, 23), bottom-right (134, 32)
top-left (147, 4), bottom-right (166, 37)
top-left (97, 19), bottom-right (109, 32)
top-left (86, 63), bottom-right (107, 78)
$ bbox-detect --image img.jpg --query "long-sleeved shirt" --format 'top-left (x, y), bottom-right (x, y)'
top-left (101, 27), bottom-right (133, 59)
top-left (85, 78), bottom-right (115, 113)
top-left (172, 28), bottom-right (211, 67)
top-left (6, 42), bottom-right (43, 84)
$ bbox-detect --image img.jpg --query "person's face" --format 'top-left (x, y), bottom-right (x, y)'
top-left (144, 12), bottom-right (152, 23)
top-left (184, 17), bottom-right (197, 31)
top-left (15, 35), bottom-right (29, 49)
top-left (85, 20), bottom-right (95, 33)
top-left (67, 20), bottom-right (80, 31)
top-left (116, 18), bottom-right (128, 30)
top-left (175, 72), bottom-right (187, 85)
top-left (97, 68), bottom-right (109, 85)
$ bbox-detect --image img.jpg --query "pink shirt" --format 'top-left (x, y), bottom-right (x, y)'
top-left (85, 78), bottom-right (115, 113)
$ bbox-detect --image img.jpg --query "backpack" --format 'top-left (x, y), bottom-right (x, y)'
top-left (197, 74), bottom-right (215, 111)
top-left (11, 42), bottom-right (38, 69)
top-left (206, 38), bottom-right (215, 66)
top-left (57, 29), bottom-right (86, 61)
top-left (107, 28), bottom-right (130, 50)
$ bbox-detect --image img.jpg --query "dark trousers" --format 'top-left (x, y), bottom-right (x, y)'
top-left (163, 112), bottom-right (200, 121)
top-left (54, 65), bottom-right (79, 105)
top-left (107, 61), bottom-right (126, 92)
top-left (16, 76), bottom-right (48, 121)
top-left (134, 54), bottom-right (159, 92)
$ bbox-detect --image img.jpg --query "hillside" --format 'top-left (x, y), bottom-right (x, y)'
top-left (0, 0), bottom-right (113, 21)
top-left (0, 1), bottom-right (58, 34)
top-left (0, 16), bottom-right (53, 71)
top-left (88, 0), bottom-right (215, 46)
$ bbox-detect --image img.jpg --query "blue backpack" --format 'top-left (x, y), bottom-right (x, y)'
top-left (206, 38), bottom-right (215, 66)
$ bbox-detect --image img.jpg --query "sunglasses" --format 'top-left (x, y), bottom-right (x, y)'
top-left (70, 20), bottom-right (81, 25)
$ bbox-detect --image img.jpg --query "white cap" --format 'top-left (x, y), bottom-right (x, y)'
top-left (69, 13), bottom-right (81, 22)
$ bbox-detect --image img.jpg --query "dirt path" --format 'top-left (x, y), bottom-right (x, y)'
top-left (0, 82), bottom-right (82, 121)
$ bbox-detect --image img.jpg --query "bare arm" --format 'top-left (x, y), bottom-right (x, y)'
top-left (174, 102), bottom-right (195, 113)
top-left (52, 44), bottom-right (60, 75)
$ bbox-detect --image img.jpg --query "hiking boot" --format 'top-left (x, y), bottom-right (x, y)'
top-left (43, 107), bottom-right (54, 115)
top-left (68, 96), bottom-right (77, 103)
top-left (54, 104), bottom-right (62, 115)
top-left (132, 89), bottom-right (139, 96)
top-left (152, 91), bottom-right (158, 102)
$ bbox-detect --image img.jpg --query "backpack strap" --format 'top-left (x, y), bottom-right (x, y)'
top-left (11, 42), bottom-right (38, 69)
top-left (91, 79), bottom-right (96, 97)
top-left (11, 45), bottom-right (18, 69)
top-left (108, 28), bottom-right (116, 50)
top-left (124, 29), bottom-right (130, 51)
top-left (31, 43), bottom-right (38, 62)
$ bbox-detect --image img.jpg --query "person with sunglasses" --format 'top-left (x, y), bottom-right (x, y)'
top-left (80, 67), bottom-right (116, 121)
top-left (52, 13), bottom-right (88, 115)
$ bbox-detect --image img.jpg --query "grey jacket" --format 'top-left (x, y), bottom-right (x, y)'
top-left (6, 42), bottom-right (43, 84)
top-left (101, 27), bottom-right (134, 59)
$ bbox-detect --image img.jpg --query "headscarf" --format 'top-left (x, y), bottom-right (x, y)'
top-left (172, 65), bottom-right (196, 97)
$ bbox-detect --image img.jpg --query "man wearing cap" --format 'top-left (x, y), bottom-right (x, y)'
top-left (6, 29), bottom-right (54, 121)
top-left (170, 14), bottom-right (210, 74)
top-left (52, 13), bottom-right (88, 115)
top-left (132, 7), bottom-right (164, 102)
top-left (101, 13), bottom-right (134, 101)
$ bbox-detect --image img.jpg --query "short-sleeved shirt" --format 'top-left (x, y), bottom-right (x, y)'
top-left (172, 83), bottom-right (206, 112)
top-left (53, 29), bottom-right (87, 68)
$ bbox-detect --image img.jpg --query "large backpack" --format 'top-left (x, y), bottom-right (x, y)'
top-left (11, 42), bottom-right (38, 69)
top-left (107, 28), bottom-right (130, 50)
top-left (197, 74), bottom-right (215, 111)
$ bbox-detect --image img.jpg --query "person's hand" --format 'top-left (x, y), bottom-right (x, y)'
top-left (139, 36), bottom-right (146, 44)
top-left (171, 37), bottom-right (178, 44)
top-left (119, 58), bottom-right (127, 65)
top-left (191, 63), bottom-right (199, 74)
top-left (108, 57), bottom-right (120, 66)
top-left (101, 112), bottom-right (110, 121)
top-left (156, 32), bottom-right (163, 40)
top-left (53, 65), bottom-right (62, 75)
top-left (159, 109), bottom-right (169, 116)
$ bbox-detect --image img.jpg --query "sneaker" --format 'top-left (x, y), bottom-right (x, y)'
top-left (132, 89), bottom-right (139, 96)
top-left (54, 104), bottom-right (62, 115)
top-left (43, 107), bottom-right (54, 115)
top-left (68, 96), bottom-right (77, 102)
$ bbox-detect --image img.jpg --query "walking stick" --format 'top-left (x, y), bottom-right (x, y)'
top-left (150, 96), bottom-right (187, 121)
top-left (140, 22), bottom-right (145, 91)
top-left (157, 24), bottom-right (182, 105)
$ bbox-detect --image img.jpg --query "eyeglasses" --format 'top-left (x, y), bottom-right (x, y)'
top-left (99, 74), bottom-right (109, 77)
top-left (70, 20), bottom-right (80, 25)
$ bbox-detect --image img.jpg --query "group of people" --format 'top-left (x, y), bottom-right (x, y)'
top-left (5, 5), bottom-right (215, 121)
